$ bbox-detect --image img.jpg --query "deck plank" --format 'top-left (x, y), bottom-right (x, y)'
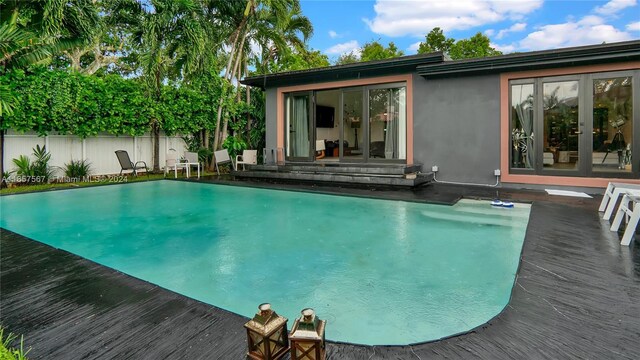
top-left (1, 183), bottom-right (639, 359)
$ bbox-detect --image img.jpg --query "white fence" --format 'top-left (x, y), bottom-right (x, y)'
top-left (4, 130), bottom-right (188, 176)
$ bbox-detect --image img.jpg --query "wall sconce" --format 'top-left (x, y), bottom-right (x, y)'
top-left (289, 308), bottom-right (326, 360)
top-left (244, 303), bottom-right (289, 360)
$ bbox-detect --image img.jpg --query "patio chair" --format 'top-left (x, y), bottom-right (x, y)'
top-left (165, 149), bottom-right (186, 178)
top-left (609, 193), bottom-right (640, 246)
top-left (214, 149), bottom-right (233, 175)
top-left (235, 150), bottom-right (258, 171)
top-left (315, 140), bottom-right (325, 160)
top-left (115, 150), bottom-right (148, 177)
top-left (184, 151), bottom-right (201, 178)
top-left (599, 182), bottom-right (640, 220)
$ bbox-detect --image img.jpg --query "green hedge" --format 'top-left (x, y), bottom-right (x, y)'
top-left (0, 67), bottom-right (230, 138)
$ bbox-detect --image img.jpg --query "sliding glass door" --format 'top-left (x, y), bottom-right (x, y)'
top-left (541, 79), bottom-right (581, 174)
top-left (341, 88), bottom-right (364, 160)
top-left (284, 83), bottom-right (407, 163)
top-left (285, 92), bottom-right (313, 161)
top-left (367, 85), bottom-right (406, 161)
top-left (591, 75), bottom-right (633, 174)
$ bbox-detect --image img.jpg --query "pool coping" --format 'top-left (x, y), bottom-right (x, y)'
top-left (2, 181), bottom-right (639, 358)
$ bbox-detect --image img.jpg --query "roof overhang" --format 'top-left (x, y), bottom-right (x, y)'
top-left (241, 52), bottom-right (445, 89)
top-left (417, 40), bottom-right (640, 78)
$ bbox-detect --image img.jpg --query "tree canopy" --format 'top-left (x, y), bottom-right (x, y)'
top-left (335, 40), bottom-right (404, 65)
top-left (417, 27), bottom-right (502, 60)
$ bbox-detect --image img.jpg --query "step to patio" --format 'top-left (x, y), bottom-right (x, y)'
top-left (233, 164), bottom-right (433, 187)
top-left (250, 163), bottom-right (422, 175)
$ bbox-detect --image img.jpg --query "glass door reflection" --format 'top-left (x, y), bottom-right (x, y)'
top-left (592, 76), bottom-right (633, 173)
top-left (342, 89), bottom-right (364, 160)
top-left (542, 80), bottom-right (580, 171)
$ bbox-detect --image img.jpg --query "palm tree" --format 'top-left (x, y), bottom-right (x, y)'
top-left (135, 0), bottom-right (208, 172)
top-left (211, 0), bottom-right (312, 154)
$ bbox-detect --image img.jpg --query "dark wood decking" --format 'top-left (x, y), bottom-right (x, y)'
top-left (1, 183), bottom-right (639, 359)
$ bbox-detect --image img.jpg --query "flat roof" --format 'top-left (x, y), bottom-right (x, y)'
top-left (241, 52), bottom-right (445, 89)
top-left (241, 40), bottom-right (640, 88)
top-left (417, 40), bottom-right (640, 78)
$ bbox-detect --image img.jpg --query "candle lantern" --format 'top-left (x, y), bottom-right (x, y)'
top-left (244, 303), bottom-right (289, 360)
top-left (289, 308), bottom-right (326, 360)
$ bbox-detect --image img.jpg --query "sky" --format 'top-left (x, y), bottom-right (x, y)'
top-left (300, 0), bottom-right (640, 61)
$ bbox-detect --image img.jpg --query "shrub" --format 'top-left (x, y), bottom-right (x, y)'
top-left (11, 145), bottom-right (54, 183)
top-left (62, 159), bottom-right (92, 179)
top-left (0, 326), bottom-right (30, 360)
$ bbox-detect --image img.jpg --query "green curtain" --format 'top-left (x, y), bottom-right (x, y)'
top-left (292, 96), bottom-right (309, 157)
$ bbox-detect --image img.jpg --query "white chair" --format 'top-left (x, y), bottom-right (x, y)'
top-left (183, 151), bottom-right (201, 178)
top-left (599, 182), bottom-right (640, 220)
top-left (315, 140), bottom-right (325, 160)
top-left (214, 149), bottom-right (233, 175)
top-left (165, 149), bottom-right (186, 178)
top-left (610, 193), bottom-right (640, 246)
top-left (235, 150), bottom-right (257, 170)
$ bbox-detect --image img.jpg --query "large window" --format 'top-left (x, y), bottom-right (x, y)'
top-left (509, 70), bottom-right (638, 178)
top-left (284, 83), bottom-right (407, 163)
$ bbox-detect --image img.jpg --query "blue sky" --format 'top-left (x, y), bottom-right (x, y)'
top-left (300, 0), bottom-right (640, 61)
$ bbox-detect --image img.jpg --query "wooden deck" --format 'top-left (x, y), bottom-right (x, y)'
top-left (2, 182), bottom-right (639, 359)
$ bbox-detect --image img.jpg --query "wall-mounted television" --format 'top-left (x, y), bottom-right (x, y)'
top-left (316, 105), bottom-right (335, 128)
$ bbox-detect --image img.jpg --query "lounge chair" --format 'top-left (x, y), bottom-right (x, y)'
top-left (599, 182), bottom-right (640, 220)
top-left (214, 149), bottom-right (233, 175)
top-left (610, 193), bottom-right (640, 246)
top-left (235, 150), bottom-right (258, 170)
top-left (115, 150), bottom-right (148, 176)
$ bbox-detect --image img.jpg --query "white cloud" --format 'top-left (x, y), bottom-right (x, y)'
top-left (627, 21), bottom-right (640, 31)
top-left (594, 0), bottom-right (637, 15)
top-left (518, 16), bottom-right (632, 50)
top-left (496, 22), bottom-right (527, 39)
top-left (363, 0), bottom-right (543, 37)
top-left (325, 40), bottom-right (361, 55)
top-left (408, 41), bottom-right (422, 52)
top-left (484, 29), bottom-right (495, 36)
top-left (328, 30), bottom-right (339, 38)
top-left (491, 42), bottom-right (516, 53)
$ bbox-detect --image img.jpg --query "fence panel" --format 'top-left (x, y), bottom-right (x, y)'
top-left (4, 131), bottom-right (187, 176)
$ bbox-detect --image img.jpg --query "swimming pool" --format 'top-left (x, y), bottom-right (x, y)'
top-left (0, 181), bottom-right (530, 345)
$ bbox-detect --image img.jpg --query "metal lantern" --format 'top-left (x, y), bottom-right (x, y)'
top-left (244, 303), bottom-right (289, 360)
top-left (289, 308), bottom-right (326, 360)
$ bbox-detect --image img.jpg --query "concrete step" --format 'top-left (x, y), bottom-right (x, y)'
top-left (233, 170), bottom-right (434, 187)
top-left (247, 163), bottom-right (422, 175)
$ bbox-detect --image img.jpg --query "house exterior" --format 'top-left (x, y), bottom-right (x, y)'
top-left (241, 40), bottom-right (640, 189)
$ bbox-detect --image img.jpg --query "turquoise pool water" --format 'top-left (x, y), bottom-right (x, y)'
top-left (0, 181), bottom-right (530, 345)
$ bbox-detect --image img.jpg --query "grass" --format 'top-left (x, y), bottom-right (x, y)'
top-left (0, 327), bottom-right (29, 360)
top-left (1, 171), bottom-right (218, 195)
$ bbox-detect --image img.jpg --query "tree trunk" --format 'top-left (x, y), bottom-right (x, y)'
top-left (245, 59), bottom-right (251, 147)
top-left (152, 120), bottom-right (160, 172)
top-left (152, 71), bottom-right (162, 172)
top-left (212, 27), bottom-right (243, 156)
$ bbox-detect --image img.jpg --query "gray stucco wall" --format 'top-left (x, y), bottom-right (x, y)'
top-left (265, 87), bottom-right (278, 156)
top-left (412, 73), bottom-right (501, 184)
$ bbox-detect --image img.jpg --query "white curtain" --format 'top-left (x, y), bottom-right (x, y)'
top-left (384, 88), bottom-right (405, 159)
top-left (397, 88), bottom-right (406, 159)
top-left (513, 85), bottom-right (534, 168)
top-left (384, 92), bottom-right (397, 159)
top-left (292, 96), bottom-right (309, 157)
